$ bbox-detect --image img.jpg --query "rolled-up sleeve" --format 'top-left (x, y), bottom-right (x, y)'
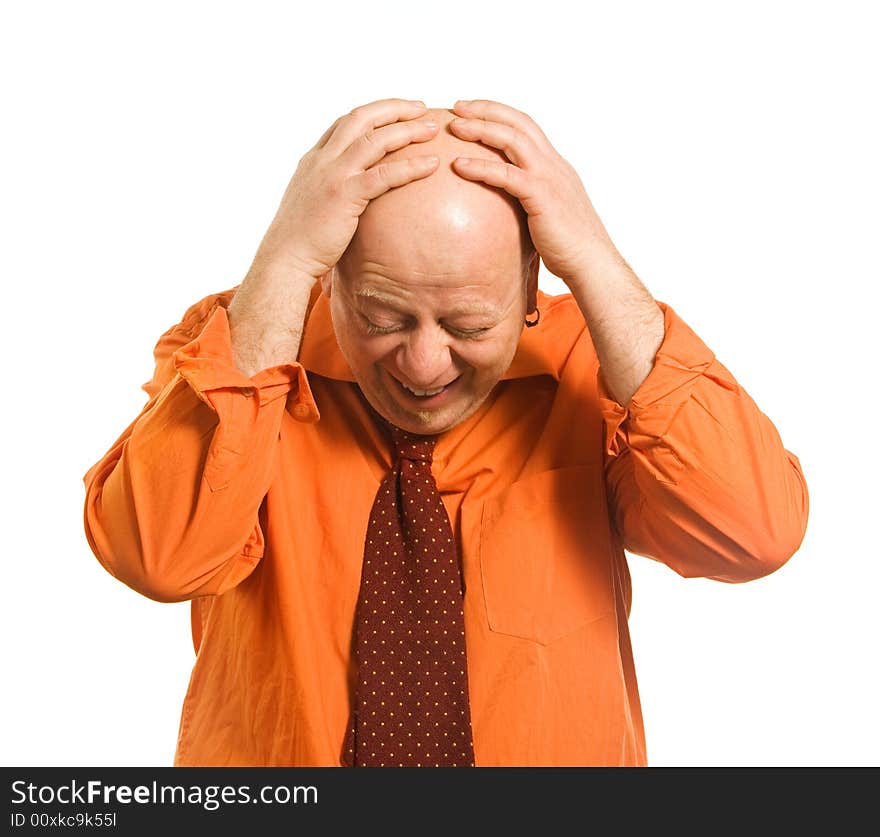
top-left (83, 293), bottom-right (319, 603)
top-left (597, 300), bottom-right (809, 582)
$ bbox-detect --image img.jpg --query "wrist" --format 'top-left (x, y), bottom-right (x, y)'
top-left (250, 237), bottom-right (329, 284)
top-left (230, 264), bottom-right (316, 321)
top-left (244, 253), bottom-right (321, 292)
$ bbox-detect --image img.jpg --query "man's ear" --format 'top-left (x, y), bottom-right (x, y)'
top-left (320, 267), bottom-right (335, 298)
top-left (525, 250), bottom-right (540, 313)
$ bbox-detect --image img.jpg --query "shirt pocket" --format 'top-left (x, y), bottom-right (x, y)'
top-left (478, 464), bottom-right (615, 646)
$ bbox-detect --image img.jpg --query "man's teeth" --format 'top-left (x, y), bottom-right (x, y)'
top-left (402, 382), bottom-right (445, 397)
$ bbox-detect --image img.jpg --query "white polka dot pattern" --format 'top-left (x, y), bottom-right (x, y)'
top-left (343, 424), bottom-right (475, 767)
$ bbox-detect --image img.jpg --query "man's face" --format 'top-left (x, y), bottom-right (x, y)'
top-left (323, 109), bottom-right (536, 436)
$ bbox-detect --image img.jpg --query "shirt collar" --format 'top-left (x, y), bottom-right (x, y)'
top-left (297, 285), bottom-right (565, 383)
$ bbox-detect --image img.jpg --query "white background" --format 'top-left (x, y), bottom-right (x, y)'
top-left (2, 0), bottom-right (877, 767)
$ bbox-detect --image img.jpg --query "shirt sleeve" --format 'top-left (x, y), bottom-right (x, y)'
top-left (597, 300), bottom-right (810, 583)
top-left (82, 293), bottom-right (320, 603)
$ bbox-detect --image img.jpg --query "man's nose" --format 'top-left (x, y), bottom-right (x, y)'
top-left (395, 325), bottom-right (452, 387)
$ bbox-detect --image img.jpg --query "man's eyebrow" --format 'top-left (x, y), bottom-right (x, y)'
top-left (355, 287), bottom-right (500, 319)
top-left (355, 288), bottom-right (404, 309)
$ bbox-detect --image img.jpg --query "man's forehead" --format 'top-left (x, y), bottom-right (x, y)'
top-left (354, 284), bottom-right (502, 316)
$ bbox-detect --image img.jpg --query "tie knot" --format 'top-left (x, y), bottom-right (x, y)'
top-left (390, 425), bottom-right (436, 464)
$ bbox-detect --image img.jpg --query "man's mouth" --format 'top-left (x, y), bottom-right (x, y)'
top-left (389, 373), bottom-right (461, 405)
top-left (402, 383), bottom-right (445, 397)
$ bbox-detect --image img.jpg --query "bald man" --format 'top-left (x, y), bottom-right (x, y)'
top-left (83, 98), bottom-right (809, 766)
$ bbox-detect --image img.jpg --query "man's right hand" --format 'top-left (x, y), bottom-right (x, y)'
top-left (227, 98), bottom-right (439, 378)
top-left (251, 98), bottom-right (440, 282)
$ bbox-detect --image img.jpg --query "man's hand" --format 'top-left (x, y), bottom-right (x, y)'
top-left (447, 99), bottom-right (616, 288)
top-left (250, 98), bottom-right (441, 282)
top-left (449, 98), bottom-right (664, 407)
top-left (228, 98), bottom-right (440, 377)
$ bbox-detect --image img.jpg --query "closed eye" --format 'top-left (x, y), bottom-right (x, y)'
top-left (445, 325), bottom-right (491, 339)
top-left (362, 315), bottom-right (492, 339)
top-left (364, 320), bottom-right (403, 336)
top-left (361, 311), bottom-right (406, 335)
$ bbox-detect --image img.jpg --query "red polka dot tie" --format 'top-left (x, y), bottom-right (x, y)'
top-left (343, 423), bottom-right (475, 767)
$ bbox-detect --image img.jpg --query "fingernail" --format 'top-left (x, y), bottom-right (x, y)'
top-left (423, 120), bottom-right (438, 128)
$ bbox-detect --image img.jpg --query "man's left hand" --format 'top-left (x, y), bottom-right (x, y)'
top-left (448, 99), bottom-right (615, 288)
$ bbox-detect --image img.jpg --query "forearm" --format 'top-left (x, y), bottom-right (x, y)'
top-left (567, 244), bottom-right (665, 408)
top-left (227, 263), bottom-right (318, 378)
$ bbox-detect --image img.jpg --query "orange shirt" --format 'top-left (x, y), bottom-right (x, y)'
top-left (82, 284), bottom-right (809, 766)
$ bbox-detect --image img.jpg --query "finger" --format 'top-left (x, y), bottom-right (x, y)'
top-left (453, 99), bottom-right (550, 150)
top-left (340, 118), bottom-right (439, 171)
top-left (448, 118), bottom-right (535, 168)
top-left (317, 98), bottom-right (426, 151)
top-left (314, 115), bottom-right (344, 150)
top-left (324, 98), bottom-right (427, 156)
top-left (353, 155), bottom-right (440, 201)
top-left (450, 157), bottom-right (531, 202)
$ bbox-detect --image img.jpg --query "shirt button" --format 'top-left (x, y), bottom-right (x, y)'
top-left (292, 402), bottom-right (311, 420)
top-left (241, 387), bottom-right (255, 397)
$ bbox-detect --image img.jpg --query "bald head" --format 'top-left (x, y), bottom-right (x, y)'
top-left (338, 108), bottom-right (535, 282)
top-left (325, 108), bottom-right (540, 436)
